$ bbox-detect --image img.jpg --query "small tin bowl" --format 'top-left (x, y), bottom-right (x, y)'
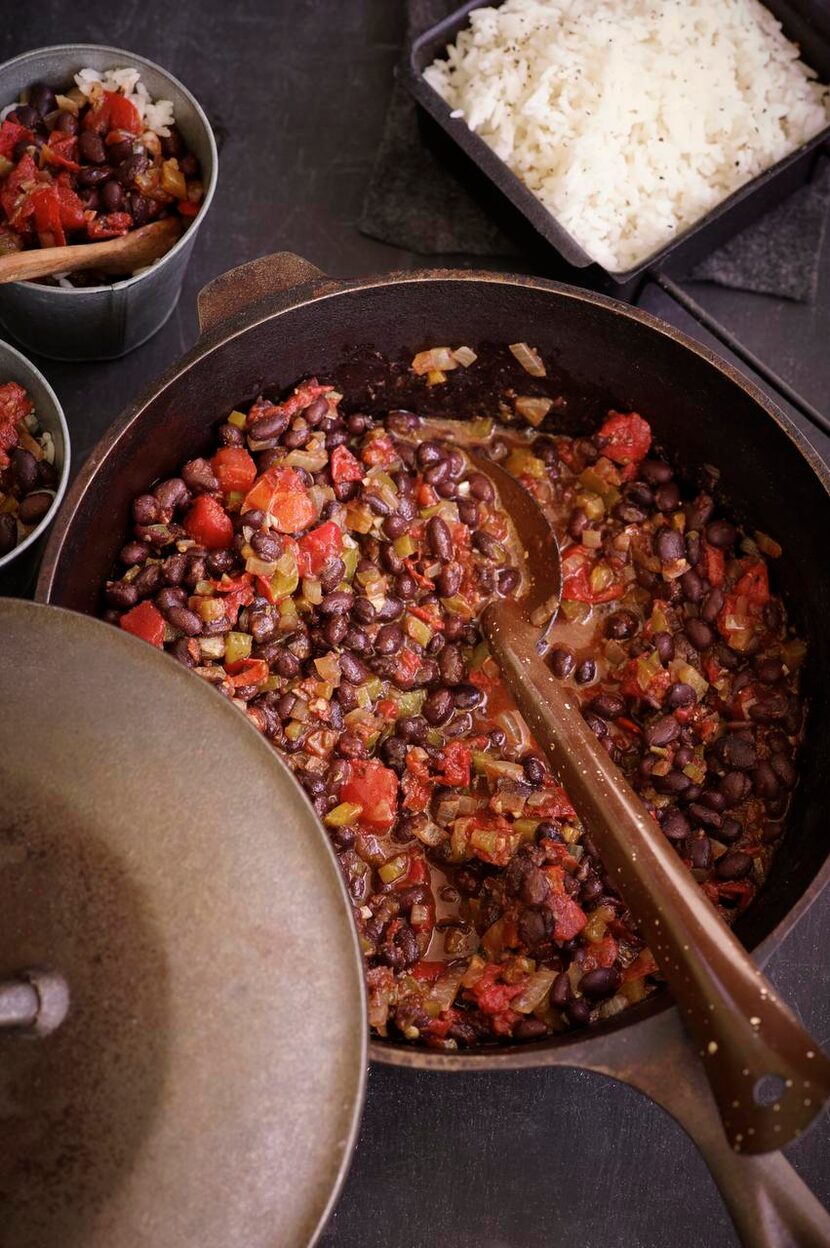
top-left (0, 44), bottom-right (218, 361)
top-left (0, 337), bottom-right (70, 572)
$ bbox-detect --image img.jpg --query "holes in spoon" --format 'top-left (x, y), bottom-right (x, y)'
top-left (753, 1074), bottom-right (787, 1107)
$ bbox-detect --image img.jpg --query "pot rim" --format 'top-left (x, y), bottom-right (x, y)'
top-left (0, 42), bottom-right (219, 295)
top-left (37, 264), bottom-right (830, 1066)
top-left (0, 335), bottom-right (70, 571)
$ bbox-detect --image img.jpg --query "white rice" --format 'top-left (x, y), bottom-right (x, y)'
top-left (424, 0), bottom-right (830, 271)
top-left (74, 66), bottom-right (175, 137)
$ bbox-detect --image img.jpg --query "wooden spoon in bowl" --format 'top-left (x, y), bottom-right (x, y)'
top-left (0, 218), bottom-right (182, 285)
top-left (472, 450), bottom-right (830, 1156)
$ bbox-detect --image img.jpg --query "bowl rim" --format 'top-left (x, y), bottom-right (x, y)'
top-left (0, 42), bottom-right (219, 296)
top-left (0, 336), bottom-right (70, 570)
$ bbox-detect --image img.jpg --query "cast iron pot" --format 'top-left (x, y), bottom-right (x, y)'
top-left (37, 253), bottom-right (830, 1248)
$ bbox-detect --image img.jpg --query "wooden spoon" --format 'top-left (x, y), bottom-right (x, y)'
top-left (0, 218), bottom-right (182, 285)
top-left (472, 450), bottom-right (830, 1155)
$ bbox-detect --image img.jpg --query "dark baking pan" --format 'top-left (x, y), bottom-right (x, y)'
top-left (36, 252), bottom-right (830, 1247)
top-left (403, 0), bottom-right (830, 288)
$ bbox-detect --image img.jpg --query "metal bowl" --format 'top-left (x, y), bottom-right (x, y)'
top-left (0, 44), bottom-right (218, 361)
top-left (0, 336), bottom-right (69, 571)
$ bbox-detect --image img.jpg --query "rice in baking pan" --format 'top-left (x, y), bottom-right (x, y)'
top-left (424, 0), bottom-right (830, 271)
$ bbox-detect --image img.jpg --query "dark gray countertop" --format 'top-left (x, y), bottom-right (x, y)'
top-left (1, 5), bottom-right (828, 1245)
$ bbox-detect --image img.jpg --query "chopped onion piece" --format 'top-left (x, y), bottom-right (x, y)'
top-left (452, 346), bottom-right (477, 368)
top-left (509, 342), bottom-right (546, 377)
top-left (511, 968), bottom-right (556, 1014)
top-left (411, 347), bottom-right (459, 375)
top-left (514, 395), bottom-right (553, 427)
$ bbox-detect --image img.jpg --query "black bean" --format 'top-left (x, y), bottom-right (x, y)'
top-left (381, 736), bottom-right (407, 771)
top-left (376, 623), bottom-right (404, 654)
top-left (423, 687), bottom-right (453, 725)
top-left (117, 151), bottom-right (150, 184)
top-left (133, 564), bottom-right (164, 599)
top-left (654, 482), bottom-right (680, 512)
top-left (719, 817), bottom-right (743, 844)
top-left (661, 809), bottom-right (691, 841)
top-left (383, 513), bottom-right (408, 540)
top-left (105, 579), bottom-right (139, 610)
top-left (701, 587), bottom-right (724, 623)
top-left (613, 501), bottom-right (648, 524)
top-left (716, 851), bottom-right (753, 880)
top-left (645, 714), bottom-right (680, 747)
top-left (580, 967), bottom-right (621, 1000)
top-left (473, 530), bottom-right (503, 561)
top-left (398, 716), bottom-right (428, 744)
top-left (468, 473), bottom-right (495, 502)
top-left (453, 683), bottom-right (483, 709)
top-left (685, 618), bottom-right (713, 650)
top-left (770, 753), bottom-right (796, 790)
top-left (251, 529), bottom-right (283, 561)
top-left (755, 658), bottom-right (783, 685)
top-left (205, 549), bottom-right (234, 577)
top-left (685, 532), bottom-right (701, 566)
top-left (705, 519), bottom-right (737, 549)
top-left (583, 712), bottom-right (607, 738)
top-left (155, 585), bottom-right (187, 614)
top-left (13, 103), bottom-right (40, 129)
top-left (376, 596), bottom-right (403, 622)
top-left (251, 612), bottom-right (277, 644)
top-left (17, 491), bottom-right (52, 525)
top-left (218, 422), bottom-right (244, 448)
top-left (132, 493), bottom-right (159, 525)
top-left (689, 802), bottom-right (722, 830)
top-left (352, 596), bottom-right (375, 625)
top-left (181, 457), bottom-right (219, 494)
top-left (438, 644), bottom-right (465, 686)
top-left (575, 658), bottom-right (596, 685)
top-left (655, 527), bottom-right (685, 563)
top-left (688, 831), bottom-right (711, 869)
top-left (323, 615), bottom-right (348, 647)
top-left (438, 563), bottom-right (462, 597)
top-left (320, 590), bottom-right (353, 615)
top-left (457, 498), bottom-right (479, 527)
top-left (680, 570), bottom-right (704, 603)
top-left (654, 632), bottom-right (675, 663)
top-left (720, 770), bottom-right (751, 808)
top-left (514, 1017), bottom-right (548, 1042)
top-left (591, 693), bottom-right (625, 720)
top-left (11, 447), bottom-right (37, 493)
top-left (36, 459), bottom-right (58, 488)
top-left (605, 609), bottom-right (638, 640)
top-left (98, 178), bottom-right (123, 212)
top-left (551, 972), bottom-right (571, 1007)
top-left (426, 515), bottom-right (453, 562)
top-left (340, 650), bottom-right (367, 683)
top-left (497, 567), bottom-right (520, 595)
top-left (274, 649), bottom-right (300, 679)
top-left (748, 692), bottom-right (793, 724)
top-left (752, 761), bottom-right (780, 799)
top-left (171, 637), bottom-right (197, 668)
top-left (121, 540), bottom-right (149, 565)
top-left (29, 82), bottom-right (57, 117)
top-left (154, 477), bottom-right (188, 512)
top-left (721, 734), bottom-right (757, 770)
top-left (78, 129), bottom-right (107, 163)
top-left (640, 459), bottom-right (673, 485)
top-left (417, 441), bottom-right (443, 468)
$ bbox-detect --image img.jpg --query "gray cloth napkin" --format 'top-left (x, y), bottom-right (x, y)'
top-left (361, 0), bottom-right (830, 301)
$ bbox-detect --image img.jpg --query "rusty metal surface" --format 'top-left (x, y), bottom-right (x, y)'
top-left (0, 599), bottom-right (366, 1248)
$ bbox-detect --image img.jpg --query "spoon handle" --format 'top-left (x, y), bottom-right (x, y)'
top-left (483, 601), bottom-right (830, 1154)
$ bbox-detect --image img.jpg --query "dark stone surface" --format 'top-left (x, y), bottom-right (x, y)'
top-left (1, 5), bottom-right (827, 1246)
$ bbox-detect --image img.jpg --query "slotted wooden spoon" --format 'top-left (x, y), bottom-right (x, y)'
top-left (473, 450), bottom-right (830, 1156)
top-left (0, 217), bottom-right (181, 285)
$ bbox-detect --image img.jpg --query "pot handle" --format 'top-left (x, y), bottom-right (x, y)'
top-left (197, 252), bottom-right (326, 336)
top-left (595, 1010), bottom-right (830, 1247)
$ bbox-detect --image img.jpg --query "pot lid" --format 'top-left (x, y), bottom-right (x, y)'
top-left (0, 601), bottom-right (365, 1248)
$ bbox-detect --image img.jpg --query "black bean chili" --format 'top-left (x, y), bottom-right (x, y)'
top-left (0, 381), bottom-right (57, 555)
top-left (101, 345), bottom-right (805, 1050)
top-left (0, 76), bottom-right (201, 283)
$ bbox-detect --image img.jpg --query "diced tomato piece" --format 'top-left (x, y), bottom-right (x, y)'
top-left (410, 961), bottom-right (444, 984)
top-left (83, 90), bottom-right (142, 136)
top-left (225, 657), bottom-right (269, 688)
top-left (577, 934), bottom-right (619, 972)
top-left (560, 544), bottom-right (624, 604)
top-left (0, 380), bottom-right (31, 468)
top-left (361, 432), bottom-right (396, 467)
top-left (392, 646), bottom-right (423, 686)
top-left (623, 949), bottom-right (659, 982)
top-left (330, 444), bottom-right (363, 484)
top-left (211, 447), bottom-right (257, 495)
top-left (87, 212), bottom-right (132, 240)
top-left (341, 759), bottom-right (399, 831)
top-left (184, 495), bottom-right (234, 549)
top-left (296, 520), bottom-right (343, 577)
top-left (596, 410), bottom-right (652, 466)
top-left (55, 177), bottom-right (85, 230)
top-left (0, 119), bottom-right (32, 159)
top-left (41, 132), bottom-right (80, 172)
top-left (241, 466), bottom-right (316, 534)
top-left (467, 964), bottom-right (524, 1016)
top-left (247, 381), bottom-right (331, 431)
top-left (401, 772), bottom-right (431, 812)
top-left (735, 560), bottom-right (770, 607)
top-left (209, 572), bottom-right (255, 623)
top-left (119, 600), bottom-right (165, 647)
top-left (439, 741), bottom-right (472, 788)
top-left (29, 184), bottom-right (65, 248)
top-left (702, 541), bottom-right (725, 588)
top-left (177, 199), bottom-right (200, 218)
top-left (545, 866), bottom-right (587, 940)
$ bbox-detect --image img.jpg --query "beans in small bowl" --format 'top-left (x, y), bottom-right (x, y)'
top-left (0, 65), bottom-right (203, 284)
top-left (100, 345), bottom-right (805, 1051)
top-left (0, 358), bottom-right (68, 568)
